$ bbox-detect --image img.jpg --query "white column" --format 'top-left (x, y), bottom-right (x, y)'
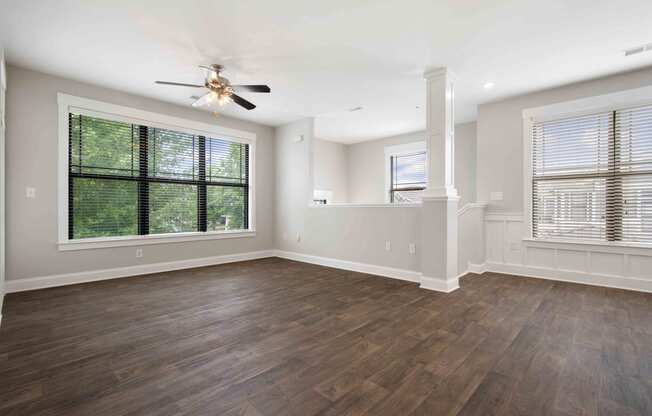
top-left (420, 67), bottom-right (460, 293)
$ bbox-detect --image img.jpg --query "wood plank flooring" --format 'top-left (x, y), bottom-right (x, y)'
top-left (1, 257), bottom-right (651, 415)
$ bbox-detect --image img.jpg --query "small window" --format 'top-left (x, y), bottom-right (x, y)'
top-left (385, 142), bottom-right (427, 203)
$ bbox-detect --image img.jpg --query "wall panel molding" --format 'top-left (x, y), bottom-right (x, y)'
top-left (483, 212), bottom-right (652, 293)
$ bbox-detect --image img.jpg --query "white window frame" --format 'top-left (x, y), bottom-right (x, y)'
top-left (384, 141), bottom-right (427, 203)
top-left (522, 85), bottom-right (652, 248)
top-left (57, 93), bottom-right (256, 251)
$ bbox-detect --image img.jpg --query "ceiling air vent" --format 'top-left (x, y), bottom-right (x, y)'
top-left (625, 43), bottom-right (652, 57)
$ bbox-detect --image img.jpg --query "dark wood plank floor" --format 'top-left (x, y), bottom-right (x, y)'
top-left (1, 258), bottom-right (651, 416)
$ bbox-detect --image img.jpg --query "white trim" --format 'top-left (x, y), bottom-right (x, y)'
top-left (58, 230), bottom-right (256, 251)
top-left (485, 212), bottom-right (524, 222)
top-left (273, 250), bottom-right (422, 283)
top-left (522, 237), bottom-right (652, 254)
top-left (522, 85), bottom-right (652, 122)
top-left (422, 195), bottom-right (460, 202)
top-left (484, 261), bottom-right (652, 294)
top-left (308, 202), bottom-right (422, 209)
top-left (5, 250), bottom-right (275, 293)
top-left (58, 93), bottom-right (256, 142)
top-left (57, 93), bottom-right (256, 247)
top-left (468, 262), bottom-right (488, 274)
top-left (420, 275), bottom-right (459, 293)
top-left (384, 141), bottom-right (426, 204)
top-left (457, 202), bottom-right (487, 216)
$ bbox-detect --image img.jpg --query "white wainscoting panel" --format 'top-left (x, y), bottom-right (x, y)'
top-left (556, 249), bottom-right (586, 273)
top-left (482, 212), bottom-right (652, 293)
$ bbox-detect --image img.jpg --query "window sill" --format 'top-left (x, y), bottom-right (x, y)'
top-left (58, 230), bottom-right (256, 251)
top-left (522, 237), bottom-right (652, 253)
top-left (308, 202), bottom-right (422, 208)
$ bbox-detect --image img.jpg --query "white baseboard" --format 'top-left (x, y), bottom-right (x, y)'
top-left (420, 275), bottom-right (459, 293)
top-left (484, 261), bottom-right (652, 293)
top-left (273, 250), bottom-right (422, 283)
top-left (5, 250), bottom-right (276, 293)
top-left (467, 262), bottom-right (488, 274)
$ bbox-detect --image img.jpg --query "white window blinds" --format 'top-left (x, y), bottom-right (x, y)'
top-left (532, 105), bottom-right (652, 243)
top-left (390, 151), bottom-right (426, 203)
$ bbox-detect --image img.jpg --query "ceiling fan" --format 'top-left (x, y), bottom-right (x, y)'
top-left (155, 64), bottom-right (270, 110)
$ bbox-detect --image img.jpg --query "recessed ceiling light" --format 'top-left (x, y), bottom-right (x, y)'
top-left (483, 82), bottom-right (495, 90)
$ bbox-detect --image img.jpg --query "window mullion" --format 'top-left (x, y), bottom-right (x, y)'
top-left (138, 125), bottom-right (150, 235)
top-left (606, 111), bottom-right (622, 241)
top-left (68, 113), bottom-right (75, 240)
top-left (244, 144), bottom-right (249, 230)
top-left (390, 155), bottom-right (395, 203)
top-left (198, 136), bottom-right (207, 232)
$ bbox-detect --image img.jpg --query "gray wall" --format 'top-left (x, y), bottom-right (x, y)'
top-left (477, 66), bottom-right (652, 213)
top-left (275, 119), bottom-right (421, 271)
top-left (274, 119), bottom-right (314, 251)
top-left (345, 123), bottom-right (477, 206)
top-left (347, 131), bottom-right (423, 204)
top-left (313, 138), bottom-right (349, 203)
top-left (5, 65), bottom-right (275, 281)
top-left (455, 122), bottom-right (477, 208)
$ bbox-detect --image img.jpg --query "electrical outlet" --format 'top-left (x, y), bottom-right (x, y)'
top-left (26, 187), bottom-right (36, 198)
top-left (409, 243), bottom-right (416, 255)
top-left (135, 248), bottom-right (143, 258)
top-left (296, 233), bottom-right (301, 243)
top-left (385, 241), bottom-right (391, 251)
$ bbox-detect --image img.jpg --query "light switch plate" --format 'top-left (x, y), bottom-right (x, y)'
top-left (26, 187), bottom-right (36, 198)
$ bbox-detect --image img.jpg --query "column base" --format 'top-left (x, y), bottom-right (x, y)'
top-left (420, 275), bottom-right (460, 293)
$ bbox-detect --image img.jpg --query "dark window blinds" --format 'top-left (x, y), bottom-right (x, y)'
top-left (532, 104), bottom-right (652, 243)
top-left (68, 113), bottom-right (249, 239)
top-left (390, 151), bottom-right (426, 203)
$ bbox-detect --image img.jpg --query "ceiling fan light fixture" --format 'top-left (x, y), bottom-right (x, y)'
top-left (217, 93), bottom-right (232, 106)
top-left (157, 64), bottom-right (269, 111)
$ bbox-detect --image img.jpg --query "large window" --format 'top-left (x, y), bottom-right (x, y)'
top-left (531, 104), bottom-right (652, 243)
top-left (385, 142), bottom-right (427, 203)
top-left (68, 112), bottom-right (249, 240)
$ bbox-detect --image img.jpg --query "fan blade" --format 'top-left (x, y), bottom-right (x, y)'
top-left (232, 85), bottom-right (271, 93)
top-left (231, 94), bottom-right (256, 110)
top-left (191, 92), bottom-right (217, 108)
top-left (155, 81), bottom-right (205, 88)
top-left (199, 64), bottom-right (219, 72)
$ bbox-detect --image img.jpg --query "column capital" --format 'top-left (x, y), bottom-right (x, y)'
top-left (423, 67), bottom-right (458, 82)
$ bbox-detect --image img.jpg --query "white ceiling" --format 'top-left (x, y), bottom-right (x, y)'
top-left (1, 0), bottom-right (652, 143)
